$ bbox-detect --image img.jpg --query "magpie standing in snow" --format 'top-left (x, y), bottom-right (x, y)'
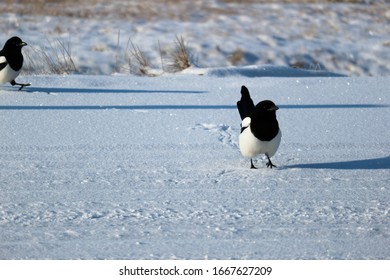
top-left (0, 36), bottom-right (31, 90)
top-left (237, 85), bottom-right (281, 169)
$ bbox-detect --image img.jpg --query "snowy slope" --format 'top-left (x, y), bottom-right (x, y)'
top-left (0, 67), bottom-right (389, 259)
top-left (2, 1), bottom-right (390, 76)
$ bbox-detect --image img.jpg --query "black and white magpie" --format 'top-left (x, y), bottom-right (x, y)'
top-left (237, 85), bottom-right (281, 169)
top-left (0, 36), bottom-right (31, 90)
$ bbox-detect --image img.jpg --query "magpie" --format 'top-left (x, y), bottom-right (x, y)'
top-left (0, 36), bottom-right (31, 90)
top-left (237, 85), bottom-right (281, 169)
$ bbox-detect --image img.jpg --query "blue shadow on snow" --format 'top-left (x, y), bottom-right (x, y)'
top-left (23, 87), bottom-right (207, 94)
top-left (0, 104), bottom-right (388, 111)
top-left (0, 105), bottom-right (235, 110)
top-left (284, 156), bottom-right (390, 170)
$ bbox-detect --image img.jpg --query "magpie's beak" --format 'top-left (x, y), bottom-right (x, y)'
top-left (18, 42), bottom-right (27, 47)
top-left (269, 105), bottom-right (279, 111)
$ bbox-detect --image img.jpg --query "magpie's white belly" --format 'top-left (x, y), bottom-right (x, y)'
top-left (0, 64), bottom-right (20, 84)
top-left (239, 128), bottom-right (281, 158)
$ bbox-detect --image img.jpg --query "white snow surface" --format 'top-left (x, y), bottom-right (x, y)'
top-left (0, 67), bottom-right (389, 259)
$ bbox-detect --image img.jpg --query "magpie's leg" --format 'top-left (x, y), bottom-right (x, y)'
top-left (266, 154), bottom-right (277, 169)
top-left (11, 80), bottom-right (32, 91)
top-left (250, 158), bottom-right (257, 169)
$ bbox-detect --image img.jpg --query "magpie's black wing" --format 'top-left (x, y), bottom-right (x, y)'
top-left (0, 54), bottom-right (7, 71)
top-left (237, 85), bottom-right (255, 120)
top-left (0, 62), bottom-right (7, 71)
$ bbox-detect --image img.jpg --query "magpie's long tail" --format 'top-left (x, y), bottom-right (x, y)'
top-left (237, 85), bottom-right (255, 120)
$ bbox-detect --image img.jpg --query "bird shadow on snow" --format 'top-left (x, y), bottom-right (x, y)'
top-left (280, 104), bottom-right (390, 109)
top-left (284, 156), bottom-right (390, 170)
top-left (0, 104), bottom-right (236, 110)
top-left (23, 86), bottom-right (208, 95)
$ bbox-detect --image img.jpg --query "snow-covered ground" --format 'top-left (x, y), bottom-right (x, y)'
top-left (0, 66), bottom-right (389, 259)
top-left (1, 1), bottom-right (390, 76)
top-left (0, 0), bottom-right (389, 260)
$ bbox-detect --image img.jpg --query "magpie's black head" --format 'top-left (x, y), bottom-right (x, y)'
top-left (2, 37), bottom-right (27, 53)
top-left (1, 37), bottom-right (27, 71)
top-left (255, 100), bottom-right (279, 112)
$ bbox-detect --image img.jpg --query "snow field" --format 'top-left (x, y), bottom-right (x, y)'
top-left (1, 2), bottom-right (390, 76)
top-left (0, 68), bottom-right (389, 259)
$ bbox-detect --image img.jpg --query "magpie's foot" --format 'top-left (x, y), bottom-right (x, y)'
top-left (250, 159), bottom-right (257, 169)
top-left (18, 83), bottom-right (32, 91)
top-left (266, 161), bottom-right (277, 169)
top-left (11, 80), bottom-right (32, 91)
top-left (266, 155), bottom-right (277, 169)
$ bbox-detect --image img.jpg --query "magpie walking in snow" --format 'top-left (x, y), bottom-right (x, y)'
top-left (237, 85), bottom-right (281, 169)
top-left (0, 36), bottom-right (31, 90)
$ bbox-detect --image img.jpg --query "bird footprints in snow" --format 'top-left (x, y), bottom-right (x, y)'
top-left (194, 123), bottom-right (239, 150)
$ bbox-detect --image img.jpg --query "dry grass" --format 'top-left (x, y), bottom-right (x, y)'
top-left (0, 1), bottom-right (376, 20)
top-left (23, 37), bottom-right (77, 75)
top-left (220, 0), bottom-right (368, 3)
top-left (21, 31), bottom-right (193, 76)
top-left (120, 36), bottom-right (193, 76)
top-left (1, 1), bottom-right (207, 20)
top-left (167, 36), bottom-right (192, 73)
top-left (229, 48), bottom-right (244, 66)
top-left (126, 40), bottom-right (154, 76)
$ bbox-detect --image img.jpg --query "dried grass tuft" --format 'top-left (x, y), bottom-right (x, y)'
top-left (167, 36), bottom-right (192, 73)
top-left (126, 40), bottom-right (156, 76)
top-left (23, 38), bottom-right (77, 75)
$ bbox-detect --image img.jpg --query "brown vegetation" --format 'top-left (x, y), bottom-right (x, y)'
top-left (0, 1), bottom-right (377, 20)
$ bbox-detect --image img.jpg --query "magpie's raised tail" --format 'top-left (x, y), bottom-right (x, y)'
top-left (237, 85), bottom-right (255, 120)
